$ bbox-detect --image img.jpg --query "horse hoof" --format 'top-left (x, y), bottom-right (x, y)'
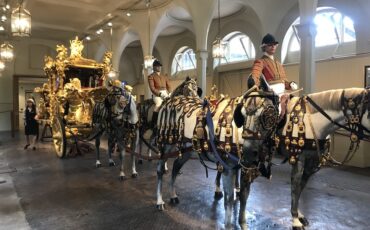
top-left (164, 169), bottom-right (169, 174)
top-left (170, 197), bottom-right (180, 204)
top-left (299, 217), bottom-right (309, 226)
top-left (235, 191), bottom-right (241, 198)
top-left (131, 173), bottom-right (138, 178)
top-left (292, 226), bottom-right (305, 230)
top-left (119, 176), bottom-right (126, 181)
top-left (96, 163), bottom-right (102, 168)
top-left (109, 162), bottom-right (116, 167)
top-left (214, 191), bottom-right (223, 200)
top-left (156, 204), bottom-right (165, 211)
top-left (239, 221), bottom-right (248, 229)
top-left (148, 159), bottom-right (152, 162)
top-left (138, 159), bottom-right (143, 165)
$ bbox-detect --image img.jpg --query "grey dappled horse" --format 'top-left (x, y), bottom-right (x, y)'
top-left (92, 86), bottom-right (139, 179)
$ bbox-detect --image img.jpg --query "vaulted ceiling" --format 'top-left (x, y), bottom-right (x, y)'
top-left (25, 0), bottom-right (248, 41)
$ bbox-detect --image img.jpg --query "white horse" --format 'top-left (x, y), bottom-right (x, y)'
top-left (92, 86), bottom-right (139, 179)
top-left (265, 88), bottom-right (370, 230)
top-left (155, 89), bottom-right (279, 228)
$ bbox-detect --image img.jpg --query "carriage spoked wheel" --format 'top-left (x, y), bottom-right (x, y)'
top-left (52, 116), bottom-right (67, 158)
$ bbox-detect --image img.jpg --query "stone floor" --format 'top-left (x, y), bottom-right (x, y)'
top-left (0, 131), bottom-right (369, 230)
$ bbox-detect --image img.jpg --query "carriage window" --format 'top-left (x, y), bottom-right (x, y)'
top-left (171, 46), bottom-right (196, 75)
top-left (282, 7), bottom-right (356, 63)
top-left (64, 67), bottom-right (103, 88)
top-left (213, 32), bottom-right (256, 68)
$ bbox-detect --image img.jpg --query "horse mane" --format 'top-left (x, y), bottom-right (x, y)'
top-left (305, 88), bottom-right (365, 113)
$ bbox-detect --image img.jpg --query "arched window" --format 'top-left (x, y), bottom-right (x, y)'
top-left (282, 7), bottom-right (356, 63)
top-left (171, 46), bottom-right (196, 75)
top-left (213, 32), bottom-right (256, 67)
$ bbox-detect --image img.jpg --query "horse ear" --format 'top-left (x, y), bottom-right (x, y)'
top-left (186, 76), bottom-right (191, 81)
top-left (233, 103), bottom-right (245, 128)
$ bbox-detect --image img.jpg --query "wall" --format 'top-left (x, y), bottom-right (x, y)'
top-left (0, 38), bottom-right (63, 131)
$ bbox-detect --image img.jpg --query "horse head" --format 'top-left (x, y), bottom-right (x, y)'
top-left (171, 76), bottom-right (199, 98)
top-left (235, 90), bottom-right (279, 149)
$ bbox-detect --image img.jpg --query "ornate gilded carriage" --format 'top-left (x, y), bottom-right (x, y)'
top-left (35, 37), bottom-right (112, 158)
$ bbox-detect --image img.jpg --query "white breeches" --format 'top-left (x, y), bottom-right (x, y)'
top-left (153, 90), bottom-right (169, 111)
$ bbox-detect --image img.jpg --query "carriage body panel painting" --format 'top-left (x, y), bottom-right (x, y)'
top-left (35, 37), bottom-right (112, 158)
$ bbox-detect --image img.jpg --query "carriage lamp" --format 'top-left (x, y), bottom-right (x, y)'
top-left (108, 69), bottom-right (119, 79)
top-left (11, 0), bottom-right (31, 37)
top-left (0, 60), bottom-right (5, 71)
top-left (0, 42), bottom-right (14, 62)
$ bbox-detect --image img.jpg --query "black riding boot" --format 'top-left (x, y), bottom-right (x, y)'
top-left (152, 111), bottom-right (159, 128)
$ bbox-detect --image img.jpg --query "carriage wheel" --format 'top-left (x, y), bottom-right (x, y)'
top-left (52, 116), bottom-right (67, 158)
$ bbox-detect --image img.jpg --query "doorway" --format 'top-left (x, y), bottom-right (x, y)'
top-left (13, 75), bottom-right (47, 131)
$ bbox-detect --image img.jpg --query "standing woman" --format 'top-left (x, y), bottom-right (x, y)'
top-left (24, 98), bottom-right (38, 150)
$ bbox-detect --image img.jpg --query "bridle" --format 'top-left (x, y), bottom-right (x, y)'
top-left (106, 88), bottom-right (130, 119)
top-left (240, 91), bottom-right (279, 140)
top-left (183, 80), bottom-right (198, 97)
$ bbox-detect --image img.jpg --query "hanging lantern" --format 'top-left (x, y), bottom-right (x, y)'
top-left (143, 1), bottom-right (154, 70)
top-left (11, 1), bottom-right (31, 37)
top-left (0, 60), bottom-right (5, 71)
top-left (144, 55), bottom-right (154, 69)
top-left (212, 38), bottom-right (227, 59)
top-left (0, 42), bottom-right (14, 62)
top-left (212, 0), bottom-right (227, 59)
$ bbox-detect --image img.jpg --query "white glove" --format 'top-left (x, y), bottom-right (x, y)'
top-left (159, 92), bottom-right (166, 99)
top-left (290, 81), bottom-right (298, 90)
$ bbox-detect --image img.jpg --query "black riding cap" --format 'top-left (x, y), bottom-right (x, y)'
top-left (261, 33), bottom-right (279, 46)
top-left (153, 59), bottom-right (162, 67)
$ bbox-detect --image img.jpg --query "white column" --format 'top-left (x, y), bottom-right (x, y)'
top-left (142, 67), bottom-right (153, 100)
top-left (298, 0), bottom-right (318, 94)
top-left (296, 23), bottom-right (317, 94)
top-left (196, 49), bottom-right (208, 96)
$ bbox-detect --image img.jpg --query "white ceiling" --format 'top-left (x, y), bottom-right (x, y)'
top-left (167, 1), bottom-right (244, 21)
top-left (19, 0), bottom-right (245, 41)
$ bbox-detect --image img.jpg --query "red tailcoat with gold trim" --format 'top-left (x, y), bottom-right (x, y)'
top-left (251, 55), bottom-right (290, 89)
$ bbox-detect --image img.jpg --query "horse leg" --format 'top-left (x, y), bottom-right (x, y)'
top-left (222, 168), bottom-right (235, 228)
top-left (107, 135), bottom-right (116, 167)
top-left (291, 160), bottom-right (305, 230)
top-left (295, 158), bottom-right (317, 227)
top-left (95, 133), bottom-right (102, 168)
top-left (169, 152), bottom-right (191, 204)
top-left (234, 168), bottom-right (240, 198)
top-left (238, 175), bottom-right (251, 227)
top-left (214, 162), bottom-right (223, 200)
top-left (295, 171), bottom-right (312, 227)
top-left (137, 134), bottom-right (143, 164)
top-left (115, 138), bottom-right (125, 180)
top-left (156, 158), bottom-right (166, 210)
top-left (164, 161), bottom-right (169, 174)
top-left (148, 148), bottom-right (152, 162)
top-left (131, 136), bottom-right (139, 178)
